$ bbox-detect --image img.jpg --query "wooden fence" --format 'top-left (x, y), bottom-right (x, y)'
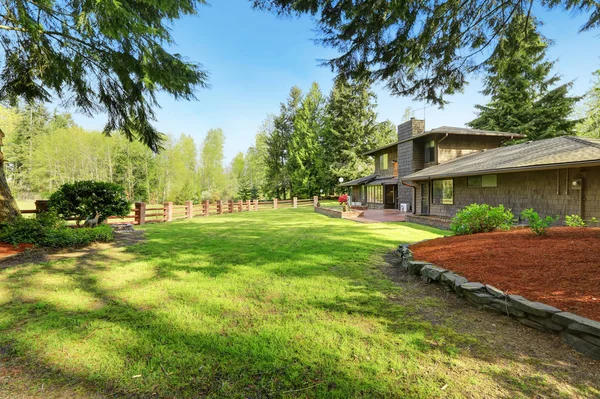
top-left (23, 197), bottom-right (319, 226)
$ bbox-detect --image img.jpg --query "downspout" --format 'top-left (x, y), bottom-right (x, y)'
top-left (401, 180), bottom-right (417, 214)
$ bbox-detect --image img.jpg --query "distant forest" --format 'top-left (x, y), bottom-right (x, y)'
top-left (0, 77), bottom-right (395, 203)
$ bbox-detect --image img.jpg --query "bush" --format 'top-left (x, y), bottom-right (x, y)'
top-left (0, 214), bottom-right (114, 248)
top-left (338, 194), bottom-right (348, 205)
top-left (38, 225), bottom-right (114, 248)
top-left (49, 181), bottom-right (131, 225)
top-left (520, 208), bottom-right (557, 236)
top-left (450, 204), bottom-right (513, 235)
top-left (565, 214), bottom-right (586, 227)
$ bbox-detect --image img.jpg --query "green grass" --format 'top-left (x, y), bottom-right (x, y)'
top-left (0, 208), bottom-right (598, 398)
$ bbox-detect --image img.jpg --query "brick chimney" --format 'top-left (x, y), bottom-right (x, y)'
top-left (397, 118), bottom-right (425, 141)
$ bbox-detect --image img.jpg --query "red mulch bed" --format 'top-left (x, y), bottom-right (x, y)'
top-left (411, 227), bottom-right (600, 321)
top-left (0, 243), bottom-right (33, 259)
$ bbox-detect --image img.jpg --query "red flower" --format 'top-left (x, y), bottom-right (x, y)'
top-left (338, 194), bottom-right (348, 204)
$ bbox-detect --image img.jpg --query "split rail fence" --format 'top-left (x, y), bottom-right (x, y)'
top-left (23, 197), bottom-right (319, 226)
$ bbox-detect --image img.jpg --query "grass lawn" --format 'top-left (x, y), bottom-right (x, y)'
top-left (0, 208), bottom-right (598, 398)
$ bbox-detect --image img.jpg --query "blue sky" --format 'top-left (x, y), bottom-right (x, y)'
top-left (72, 0), bottom-right (600, 162)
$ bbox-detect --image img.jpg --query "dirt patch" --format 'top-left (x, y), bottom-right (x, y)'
top-left (0, 231), bottom-right (145, 268)
top-left (411, 227), bottom-right (600, 321)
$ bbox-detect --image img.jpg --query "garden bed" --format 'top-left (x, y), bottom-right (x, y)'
top-left (411, 227), bottom-right (600, 321)
top-left (0, 243), bottom-right (33, 259)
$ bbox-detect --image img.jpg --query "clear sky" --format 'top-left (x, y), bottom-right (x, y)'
top-left (71, 0), bottom-right (600, 162)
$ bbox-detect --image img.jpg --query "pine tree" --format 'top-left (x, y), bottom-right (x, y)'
top-left (577, 70), bottom-right (600, 138)
top-left (468, 13), bottom-right (580, 140)
top-left (323, 76), bottom-right (396, 191)
top-left (289, 82), bottom-right (327, 197)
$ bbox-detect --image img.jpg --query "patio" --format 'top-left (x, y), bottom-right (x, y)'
top-left (350, 209), bottom-right (407, 223)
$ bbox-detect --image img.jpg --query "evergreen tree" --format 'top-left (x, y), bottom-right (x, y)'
top-left (288, 82), bottom-right (327, 197)
top-left (577, 70), bottom-right (600, 138)
top-left (468, 13), bottom-right (580, 140)
top-left (323, 76), bottom-right (396, 192)
top-left (264, 87), bottom-right (302, 198)
top-left (237, 181), bottom-right (252, 201)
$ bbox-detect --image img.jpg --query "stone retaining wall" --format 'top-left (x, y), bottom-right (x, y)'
top-left (405, 215), bottom-right (451, 230)
top-left (314, 206), bottom-right (363, 219)
top-left (397, 244), bottom-right (600, 361)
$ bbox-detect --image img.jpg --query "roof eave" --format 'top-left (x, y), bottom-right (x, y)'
top-left (401, 160), bottom-right (600, 182)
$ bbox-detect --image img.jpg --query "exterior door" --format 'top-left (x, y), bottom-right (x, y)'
top-left (384, 185), bottom-right (396, 209)
top-left (420, 183), bottom-right (429, 215)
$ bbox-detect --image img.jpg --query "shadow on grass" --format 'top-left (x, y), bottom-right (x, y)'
top-left (0, 208), bottom-right (598, 398)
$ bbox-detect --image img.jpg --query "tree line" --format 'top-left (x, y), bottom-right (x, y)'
top-left (0, 77), bottom-right (394, 203)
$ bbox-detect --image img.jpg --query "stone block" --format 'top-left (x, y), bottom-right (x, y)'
top-left (421, 265), bottom-right (447, 281)
top-left (527, 315), bottom-right (564, 332)
top-left (552, 313), bottom-right (600, 337)
top-left (485, 285), bottom-right (506, 299)
top-left (489, 299), bottom-right (526, 318)
top-left (508, 295), bottom-right (561, 318)
top-left (464, 291), bottom-right (494, 306)
top-left (460, 282), bottom-right (485, 292)
top-left (519, 318), bottom-right (552, 333)
top-left (581, 334), bottom-right (600, 347)
top-left (560, 333), bottom-right (600, 361)
top-left (407, 261), bottom-right (431, 275)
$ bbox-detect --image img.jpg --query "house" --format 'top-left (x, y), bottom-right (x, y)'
top-left (342, 118), bottom-right (600, 227)
top-left (342, 118), bottom-right (524, 210)
top-left (401, 135), bottom-right (600, 225)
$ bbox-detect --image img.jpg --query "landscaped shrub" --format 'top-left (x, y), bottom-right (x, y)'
top-left (565, 214), bottom-right (586, 227)
top-left (38, 225), bottom-right (114, 248)
top-left (520, 208), bottom-right (557, 236)
top-left (0, 212), bottom-right (114, 248)
top-left (450, 204), bottom-right (513, 235)
top-left (48, 181), bottom-right (131, 226)
top-left (338, 194), bottom-right (349, 211)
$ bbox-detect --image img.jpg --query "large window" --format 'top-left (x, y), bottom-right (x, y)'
top-left (468, 174), bottom-right (497, 188)
top-left (432, 179), bottom-right (453, 205)
top-left (380, 153), bottom-right (388, 170)
top-left (424, 140), bottom-right (436, 163)
top-left (367, 185), bottom-right (384, 203)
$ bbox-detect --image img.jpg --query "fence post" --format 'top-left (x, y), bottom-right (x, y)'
top-left (217, 200), bottom-right (223, 215)
top-left (35, 199), bottom-right (49, 214)
top-left (164, 202), bottom-right (173, 222)
top-left (273, 198), bottom-right (278, 210)
top-left (254, 199), bottom-right (259, 211)
top-left (186, 201), bottom-right (193, 220)
top-left (204, 200), bottom-right (210, 216)
top-left (293, 197), bottom-right (298, 208)
top-left (313, 196), bottom-right (319, 207)
top-left (238, 200), bottom-right (243, 213)
top-left (228, 200), bottom-right (234, 213)
top-left (246, 199), bottom-right (251, 212)
top-left (135, 202), bottom-right (146, 225)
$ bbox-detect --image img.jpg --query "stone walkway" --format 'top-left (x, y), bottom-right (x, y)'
top-left (350, 209), bottom-right (407, 223)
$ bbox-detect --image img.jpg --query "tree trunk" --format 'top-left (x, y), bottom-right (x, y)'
top-left (0, 163), bottom-right (21, 223)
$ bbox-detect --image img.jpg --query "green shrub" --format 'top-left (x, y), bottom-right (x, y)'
top-left (450, 204), bottom-right (513, 235)
top-left (565, 214), bottom-right (586, 227)
top-left (49, 181), bottom-right (131, 225)
top-left (0, 215), bottom-right (114, 248)
top-left (520, 208), bottom-right (557, 236)
top-left (38, 225), bottom-right (114, 248)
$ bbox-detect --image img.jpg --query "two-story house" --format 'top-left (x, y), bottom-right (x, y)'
top-left (342, 118), bottom-right (522, 211)
top-left (343, 118), bottom-right (600, 227)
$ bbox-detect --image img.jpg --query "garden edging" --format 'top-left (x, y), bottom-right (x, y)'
top-left (397, 244), bottom-right (600, 361)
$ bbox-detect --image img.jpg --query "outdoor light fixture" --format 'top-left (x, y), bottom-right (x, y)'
top-left (339, 177), bottom-right (344, 183)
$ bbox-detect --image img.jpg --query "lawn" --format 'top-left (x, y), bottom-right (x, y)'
top-left (0, 208), bottom-right (598, 398)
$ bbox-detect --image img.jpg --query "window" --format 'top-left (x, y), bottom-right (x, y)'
top-left (467, 175), bottom-right (497, 188)
top-left (380, 153), bottom-right (388, 170)
top-left (367, 185), bottom-right (383, 203)
top-left (432, 179), bottom-right (453, 205)
top-left (424, 140), bottom-right (436, 163)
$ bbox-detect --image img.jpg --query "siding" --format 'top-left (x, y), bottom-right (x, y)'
top-left (437, 136), bottom-right (507, 165)
top-left (373, 147), bottom-right (398, 177)
top-left (414, 166), bottom-right (600, 221)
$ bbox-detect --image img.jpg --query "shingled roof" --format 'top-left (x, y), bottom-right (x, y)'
top-left (363, 126), bottom-right (525, 155)
top-left (402, 136), bottom-right (600, 181)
